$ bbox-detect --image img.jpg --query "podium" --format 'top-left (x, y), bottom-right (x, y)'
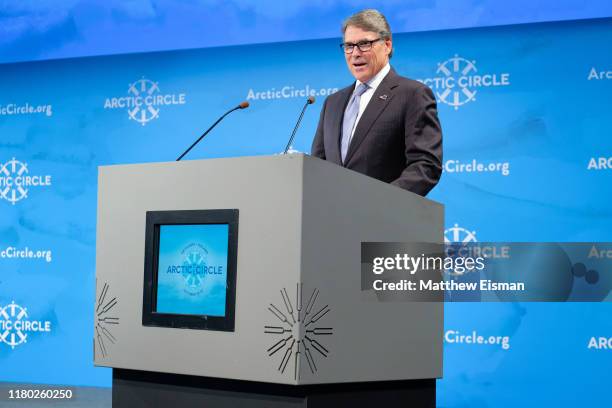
top-left (94, 154), bottom-right (444, 407)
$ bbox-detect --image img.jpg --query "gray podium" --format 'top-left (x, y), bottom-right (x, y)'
top-left (94, 154), bottom-right (444, 407)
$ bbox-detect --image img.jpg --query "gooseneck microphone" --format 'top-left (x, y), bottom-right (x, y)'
top-left (176, 101), bottom-right (250, 161)
top-left (283, 96), bottom-right (315, 154)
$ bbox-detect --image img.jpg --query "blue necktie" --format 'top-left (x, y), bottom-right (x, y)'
top-left (341, 83), bottom-right (369, 163)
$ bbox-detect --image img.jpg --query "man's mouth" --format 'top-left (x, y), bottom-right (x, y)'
top-left (353, 62), bottom-right (367, 70)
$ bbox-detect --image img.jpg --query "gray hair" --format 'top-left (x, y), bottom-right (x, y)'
top-left (342, 9), bottom-right (393, 57)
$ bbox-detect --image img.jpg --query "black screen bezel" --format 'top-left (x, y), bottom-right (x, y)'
top-left (142, 209), bottom-right (238, 331)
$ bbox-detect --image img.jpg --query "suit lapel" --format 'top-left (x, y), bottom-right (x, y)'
top-left (344, 70), bottom-right (399, 166)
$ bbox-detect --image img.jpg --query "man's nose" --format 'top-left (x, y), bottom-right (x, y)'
top-left (349, 47), bottom-right (364, 61)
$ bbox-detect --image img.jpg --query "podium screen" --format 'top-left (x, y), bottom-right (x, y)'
top-left (142, 209), bottom-right (238, 331)
top-left (156, 224), bottom-right (229, 316)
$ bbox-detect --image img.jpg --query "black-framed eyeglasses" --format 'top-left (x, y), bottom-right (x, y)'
top-left (340, 38), bottom-right (383, 54)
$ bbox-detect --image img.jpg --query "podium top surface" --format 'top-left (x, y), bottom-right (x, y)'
top-left (98, 153), bottom-right (442, 207)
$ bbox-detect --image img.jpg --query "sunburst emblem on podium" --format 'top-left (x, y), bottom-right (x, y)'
top-left (264, 284), bottom-right (333, 380)
top-left (94, 281), bottom-right (120, 358)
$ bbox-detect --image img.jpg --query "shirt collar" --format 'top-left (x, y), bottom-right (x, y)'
top-left (355, 63), bottom-right (391, 92)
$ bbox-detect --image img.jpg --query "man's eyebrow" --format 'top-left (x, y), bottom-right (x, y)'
top-left (346, 38), bottom-right (377, 44)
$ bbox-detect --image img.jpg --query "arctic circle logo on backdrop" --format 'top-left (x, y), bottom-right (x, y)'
top-left (0, 301), bottom-right (52, 350)
top-left (103, 78), bottom-right (187, 126)
top-left (0, 102), bottom-right (53, 117)
top-left (588, 336), bottom-right (612, 350)
top-left (0, 158), bottom-right (52, 205)
top-left (444, 224), bottom-right (478, 243)
top-left (0, 246), bottom-right (52, 263)
top-left (165, 243), bottom-right (224, 296)
top-left (587, 67), bottom-right (612, 81)
top-left (444, 159), bottom-right (510, 176)
top-left (444, 329), bottom-right (510, 350)
top-left (587, 157), bottom-right (612, 170)
top-left (417, 55), bottom-right (510, 110)
top-left (246, 84), bottom-right (339, 101)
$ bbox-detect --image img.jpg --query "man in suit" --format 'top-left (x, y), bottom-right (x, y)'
top-left (311, 9), bottom-right (442, 196)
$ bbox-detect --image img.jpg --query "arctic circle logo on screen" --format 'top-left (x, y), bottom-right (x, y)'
top-left (165, 243), bottom-right (224, 296)
top-left (0, 158), bottom-right (52, 205)
top-left (0, 301), bottom-right (52, 350)
top-left (417, 55), bottom-right (510, 110)
top-left (103, 78), bottom-right (187, 126)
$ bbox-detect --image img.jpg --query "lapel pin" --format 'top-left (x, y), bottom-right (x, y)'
top-left (379, 94), bottom-right (388, 100)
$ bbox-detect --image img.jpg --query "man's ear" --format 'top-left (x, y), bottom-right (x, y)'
top-left (385, 39), bottom-right (393, 56)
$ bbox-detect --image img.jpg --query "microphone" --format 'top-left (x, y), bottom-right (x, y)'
top-left (176, 101), bottom-right (250, 161)
top-left (283, 96), bottom-right (315, 154)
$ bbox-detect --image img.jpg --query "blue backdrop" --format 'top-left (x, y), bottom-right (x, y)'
top-left (2, 0), bottom-right (612, 64)
top-left (1, 16), bottom-right (611, 407)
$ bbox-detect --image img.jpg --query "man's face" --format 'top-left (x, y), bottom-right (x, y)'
top-left (343, 25), bottom-right (392, 83)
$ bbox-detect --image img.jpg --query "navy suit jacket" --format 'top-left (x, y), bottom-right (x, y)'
top-left (311, 68), bottom-right (442, 196)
